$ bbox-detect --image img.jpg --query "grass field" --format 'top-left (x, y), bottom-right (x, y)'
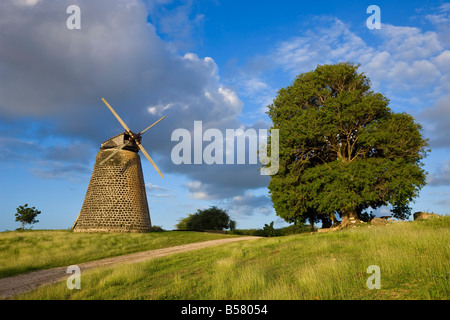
top-left (0, 230), bottom-right (237, 279)
top-left (5, 216), bottom-right (450, 300)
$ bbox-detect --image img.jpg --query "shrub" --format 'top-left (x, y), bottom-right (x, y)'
top-left (176, 206), bottom-right (236, 231)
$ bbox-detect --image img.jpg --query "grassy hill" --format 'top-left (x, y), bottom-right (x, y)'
top-left (0, 230), bottom-right (237, 279)
top-left (7, 216), bottom-right (450, 300)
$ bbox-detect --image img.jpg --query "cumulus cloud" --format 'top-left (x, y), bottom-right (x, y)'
top-left (0, 1), bottom-right (239, 129)
top-left (0, 134), bottom-right (94, 180)
top-left (425, 3), bottom-right (450, 45)
top-left (228, 192), bottom-right (273, 217)
top-left (269, 18), bottom-right (369, 77)
top-left (30, 162), bottom-right (91, 180)
top-left (427, 161), bottom-right (450, 186)
top-left (433, 50), bottom-right (450, 73)
top-left (2, 1), bottom-right (449, 213)
top-left (0, 0), bottom-right (273, 203)
top-left (265, 18), bottom-right (448, 95)
top-left (233, 17), bottom-right (448, 120)
top-left (12, 0), bottom-right (40, 6)
top-left (145, 0), bottom-right (205, 50)
top-left (166, 12), bottom-right (450, 198)
top-left (379, 25), bottom-right (442, 61)
top-left (145, 183), bottom-right (174, 198)
top-left (420, 94), bottom-right (450, 148)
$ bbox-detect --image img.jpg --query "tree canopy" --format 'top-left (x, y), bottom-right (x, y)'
top-left (15, 204), bottom-right (41, 231)
top-left (266, 62), bottom-right (429, 228)
top-left (176, 206), bottom-right (236, 231)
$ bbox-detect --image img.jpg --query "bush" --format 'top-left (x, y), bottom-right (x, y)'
top-left (230, 222), bottom-right (310, 237)
top-left (230, 229), bottom-right (267, 237)
top-left (279, 224), bottom-right (310, 235)
top-left (176, 206), bottom-right (236, 231)
top-left (149, 225), bottom-right (165, 232)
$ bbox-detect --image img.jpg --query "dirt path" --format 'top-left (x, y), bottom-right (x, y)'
top-left (0, 236), bottom-right (260, 299)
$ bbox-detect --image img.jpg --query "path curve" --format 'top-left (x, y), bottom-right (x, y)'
top-left (0, 236), bottom-right (260, 299)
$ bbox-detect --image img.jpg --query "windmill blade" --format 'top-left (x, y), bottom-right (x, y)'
top-left (101, 98), bottom-right (132, 134)
top-left (136, 142), bottom-right (164, 178)
top-left (99, 141), bottom-right (131, 166)
top-left (139, 116), bottom-right (166, 135)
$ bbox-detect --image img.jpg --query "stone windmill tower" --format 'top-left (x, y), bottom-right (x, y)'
top-left (72, 98), bottom-right (165, 233)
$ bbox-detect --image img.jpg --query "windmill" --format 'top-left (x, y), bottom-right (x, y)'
top-left (72, 98), bottom-right (165, 233)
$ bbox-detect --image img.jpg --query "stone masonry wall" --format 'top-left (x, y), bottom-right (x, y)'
top-left (73, 149), bottom-right (152, 232)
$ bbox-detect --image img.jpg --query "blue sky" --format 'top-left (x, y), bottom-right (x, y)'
top-left (0, 0), bottom-right (449, 231)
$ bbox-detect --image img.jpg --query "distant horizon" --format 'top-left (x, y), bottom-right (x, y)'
top-left (4, 210), bottom-right (447, 233)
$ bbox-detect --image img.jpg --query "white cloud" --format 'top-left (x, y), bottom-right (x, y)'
top-left (267, 19), bottom-right (448, 97)
top-left (427, 161), bottom-right (450, 186)
top-left (270, 18), bottom-right (370, 77)
top-left (146, 0), bottom-right (205, 50)
top-left (145, 183), bottom-right (174, 198)
top-left (147, 103), bottom-right (174, 115)
top-left (0, 0), bottom-right (272, 204)
top-left (148, 107), bottom-right (158, 115)
top-left (425, 3), bottom-right (450, 45)
top-left (186, 181), bottom-right (212, 199)
top-left (433, 50), bottom-right (450, 74)
top-left (440, 3), bottom-right (450, 11)
top-left (187, 181), bottom-right (202, 189)
top-left (2, 1), bottom-right (449, 209)
top-left (12, 0), bottom-right (40, 6)
top-left (190, 192), bottom-right (210, 200)
top-left (387, 60), bottom-right (441, 90)
top-left (227, 192), bottom-right (273, 217)
top-left (260, 15), bottom-right (450, 120)
top-left (420, 93), bottom-right (450, 148)
top-left (380, 24), bottom-right (442, 61)
top-left (152, 193), bottom-right (173, 198)
top-left (145, 183), bottom-right (170, 191)
top-left (241, 77), bottom-right (275, 109)
top-left (218, 87), bottom-right (242, 110)
top-left (426, 2), bottom-right (450, 25)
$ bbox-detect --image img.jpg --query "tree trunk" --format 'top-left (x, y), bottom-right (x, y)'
top-left (309, 221), bottom-right (315, 231)
top-left (21, 221), bottom-right (25, 231)
top-left (340, 210), bottom-right (362, 228)
top-left (331, 213), bottom-right (340, 227)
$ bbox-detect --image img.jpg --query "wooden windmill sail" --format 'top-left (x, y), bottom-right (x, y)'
top-left (72, 98), bottom-right (165, 233)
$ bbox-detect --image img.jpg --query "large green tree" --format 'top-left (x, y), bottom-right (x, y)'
top-left (266, 62), bottom-right (429, 228)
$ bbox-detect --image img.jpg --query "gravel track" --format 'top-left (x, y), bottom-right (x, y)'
top-left (0, 236), bottom-right (260, 299)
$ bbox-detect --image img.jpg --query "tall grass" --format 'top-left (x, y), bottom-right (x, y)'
top-left (0, 230), bottom-right (236, 278)
top-left (15, 217), bottom-right (450, 300)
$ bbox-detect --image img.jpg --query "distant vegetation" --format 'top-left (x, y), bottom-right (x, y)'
top-left (174, 206), bottom-right (312, 236)
top-left (230, 221), bottom-right (311, 237)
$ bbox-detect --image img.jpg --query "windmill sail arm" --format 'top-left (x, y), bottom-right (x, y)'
top-left (99, 141), bottom-right (130, 165)
top-left (101, 98), bottom-right (132, 134)
top-left (137, 142), bottom-right (164, 178)
top-left (101, 97), bottom-right (164, 178)
top-left (139, 116), bottom-right (166, 135)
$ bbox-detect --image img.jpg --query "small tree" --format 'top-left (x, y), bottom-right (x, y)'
top-left (263, 221), bottom-right (277, 237)
top-left (15, 204), bottom-right (41, 231)
top-left (176, 206), bottom-right (236, 231)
